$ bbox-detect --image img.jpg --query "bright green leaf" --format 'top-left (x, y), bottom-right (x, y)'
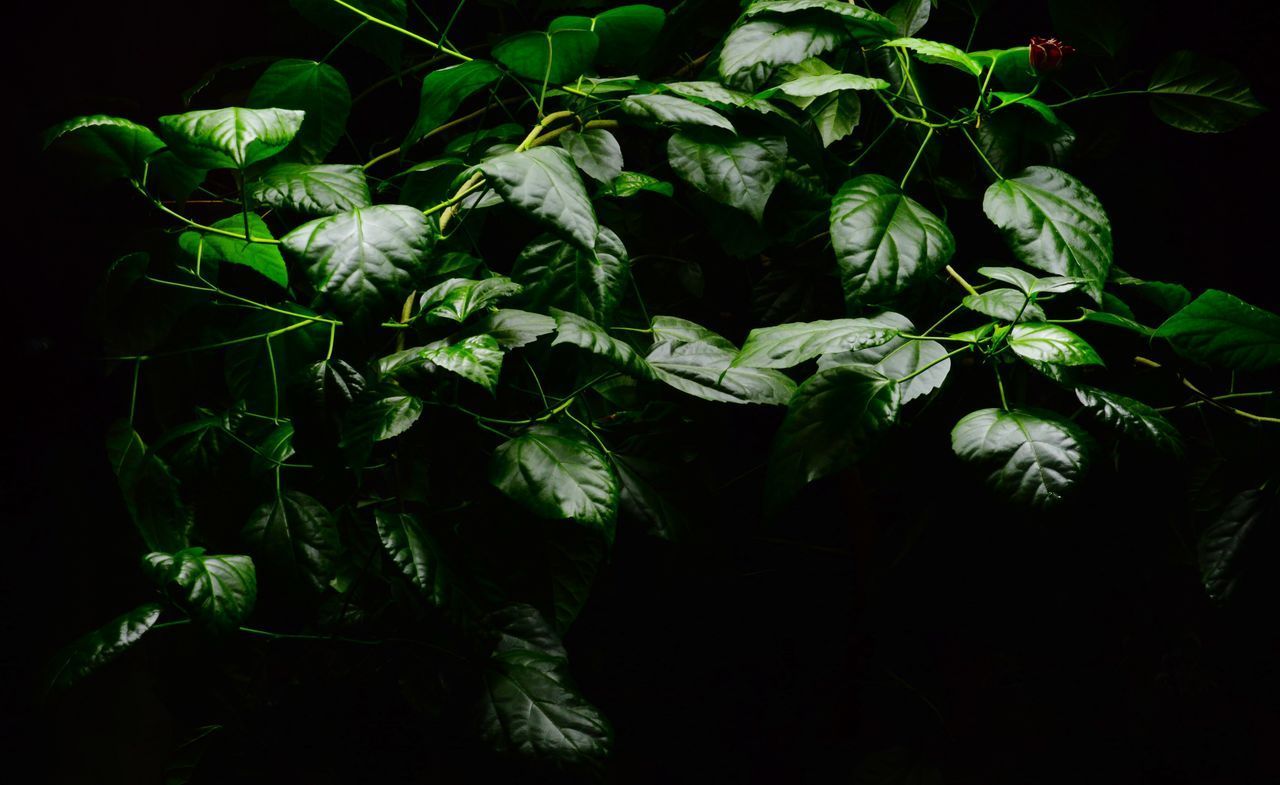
top-left (951, 408), bottom-right (1093, 507)
top-left (179, 214), bottom-right (288, 287)
top-left (250, 163), bottom-right (371, 216)
top-left (157, 107), bottom-right (305, 170)
top-left (490, 423), bottom-right (619, 528)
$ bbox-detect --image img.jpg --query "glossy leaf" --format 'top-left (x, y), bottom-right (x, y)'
top-left (467, 309), bottom-right (556, 348)
top-left (830, 174), bottom-right (955, 303)
top-left (403, 60), bottom-right (502, 150)
top-left (243, 491), bottom-right (340, 593)
top-left (717, 19), bottom-right (848, 92)
top-left (289, 0), bottom-right (407, 70)
top-left (512, 229), bottom-right (629, 326)
top-left (883, 37), bottom-right (981, 76)
top-left (737, 318), bottom-right (898, 368)
top-left (1074, 385), bottom-right (1182, 453)
top-left (480, 648), bottom-right (611, 762)
top-left (560, 128), bottom-right (624, 184)
top-left (646, 316), bottom-right (796, 405)
top-left (667, 131), bottom-right (787, 222)
top-left (767, 365), bottom-right (901, 500)
top-left (887, 0), bottom-right (933, 36)
top-left (48, 604), bottom-right (163, 691)
top-left (421, 333), bottom-right (504, 392)
top-left (817, 313), bottom-right (951, 403)
top-left (1149, 51), bottom-right (1265, 134)
top-left (42, 114), bottom-right (165, 182)
top-left (983, 166), bottom-right (1112, 302)
top-left (963, 289), bottom-right (1045, 323)
top-left (157, 107), bottom-right (305, 170)
top-left (178, 214), bottom-right (287, 287)
top-left (978, 266), bottom-right (1082, 296)
top-left (621, 94), bottom-right (735, 132)
top-left (479, 146), bottom-right (599, 251)
top-left (375, 510), bottom-right (446, 605)
top-left (774, 73), bottom-right (889, 97)
top-left (1007, 323), bottom-right (1103, 366)
top-left (551, 309), bottom-right (657, 380)
top-left (340, 390), bottom-right (424, 445)
top-left (419, 276), bottom-right (524, 324)
top-left (143, 549), bottom-right (257, 631)
top-left (1154, 289), bottom-right (1280, 371)
top-left (490, 423), bottom-right (619, 528)
top-left (741, 0), bottom-right (896, 41)
top-left (493, 29), bottom-right (599, 84)
top-left (951, 408), bottom-right (1092, 507)
top-left (598, 171), bottom-right (674, 198)
top-left (106, 422), bottom-right (192, 553)
top-left (283, 204), bottom-right (434, 324)
top-left (247, 59), bottom-right (351, 163)
top-left (250, 164), bottom-right (371, 216)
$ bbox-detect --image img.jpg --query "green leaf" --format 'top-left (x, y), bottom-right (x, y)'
top-left (47, 604), bottom-right (163, 692)
top-left (887, 0), bottom-right (933, 36)
top-left (480, 648), bottom-right (611, 762)
top-left (282, 204), bottom-right (434, 324)
top-left (178, 214), bottom-right (288, 287)
top-left (1080, 309), bottom-right (1155, 336)
top-left (977, 266), bottom-right (1082, 296)
top-left (963, 289), bottom-right (1045, 323)
top-left (490, 423), bottom-right (619, 528)
top-left (513, 229), bottom-right (629, 326)
top-left (421, 333), bottom-right (505, 392)
top-left (667, 131), bottom-right (787, 222)
top-left (598, 171), bottom-right (674, 198)
top-left (157, 107), bottom-right (305, 170)
top-left (621, 94), bottom-right (735, 132)
top-left (807, 91), bottom-right (863, 147)
top-left (560, 128), bottom-right (624, 183)
top-left (951, 408), bottom-right (1093, 507)
top-left (106, 422), bottom-right (192, 553)
top-left (767, 365), bottom-right (901, 501)
top-left (404, 60), bottom-right (502, 150)
top-left (340, 389), bottom-right (424, 445)
top-left (42, 114), bottom-right (164, 182)
top-left (883, 37), bottom-right (981, 76)
top-left (551, 309), bottom-right (657, 380)
top-left (816, 313), bottom-right (951, 403)
top-left (544, 525), bottom-right (606, 632)
top-left (974, 99), bottom-right (1076, 175)
top-left (249, 422), bottom-right (296, 476)
top-left (1154, 289), bottom-right (1280, 371)
top-left (143, 549), bottom-right (257, 632)
top-left (645, 316), bottom-right (796, 405)
top-left (1074, 385), bottom-right (1182, 453)
top-left (662, 81), bottom-right (778, 112)
top-left (243, 490), bottom-right (340, 593)
top-left (1148, 51), bottom-right (1264, 133)
top-left (493, 29), bottom-right (599, 84)
top-left (375, 510), bottom-right (447, 605)
top-left (1007, 323), bottom-right (1103, 366)
top-left (289, 0), bottom-right (407, 70)
top-left (250, 163), bottom-right (372, 216)
top-left (1199, 489), bottom-right (1271, 601)
top-left (551, 4), bottom-right (666, 69)
top-left (478, 146), bottom-right (599, 251)
top-left (247, 59), bottom-right (351, 163)
top-left (737, 317), bottom-right (898, 368)
top-left (467, 309), bottom-right (557, 348)
top-left (717, 19), bottom-right (848, 91)
top-left (742, 0), bottom-right (896, 41)
top-left (773, 73), bottom-right (889, 97)
top-left (830, 174), bottom-right (955, 303)
top-left (982, 166), bottom-right (1112, 302)
top-left (971, 46), bottom-right (1037, 91)
top-left (419, 276), bottom-right (524, 324)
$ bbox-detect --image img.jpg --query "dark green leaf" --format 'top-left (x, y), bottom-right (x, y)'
top-left (978, 266), bottom-right (1082, 296)
top-left (560, 128), bottom-right (624, 183)
top-left (419, 276), bottom-right (524, 324)
top-left (621, 94), bottom-right (735, 132)
top-left (289, 0), bottom-right (407, 70)
top-left (646, 316), bottom-right (796, 405)
top-left (550, 4), bottom-right (666, 69)
top-left (717, 19), bottom-right (848, 91)
top-left (667, 131), bottom-right (787, 222)
top-left (421, 333), bottom-right (504, 392)
top-left (963, 289), bottom-right (1045, 322)
top-left (513, 229), bottom-right (629, 326)
top-left (283, 204), bottom-right (434, 324)
top-left (1154, 289), bottom-right (1280, 371)
top-left (737, 317), bottom-right (898, 368)
top-left (42, 115), bottom-right (164, 182)
top-left (830, 174), bottom-right (955, 304)
top-left (742, 0), bottom-right (896, 42)
top-left (493, 29), bottom-right (599, 84)
top-left (490, 423), bottom-right (619, 528)
top-left (478, 147), bottom-right (599, 251)
top-left (551, 309), bottom-right (657, 380)
top-left (143, 549), bottom-right (257, 632)
top-left (983, 166), bottom-right (1112, 302)
top-left (247, 59), bottom-right (351, 163)
top-left (816, 313), bottom-right (951, 403)
top-left (375, 510), bottom-right (447, 605)
top-left (47, 604), bottom-right (162, 692)
top-left (106, 422), bottom-right (192, 553)
top-left (598, 171), bottom-right (674, 198)
top-left (480, 648), bottom-right (611, 762)
top-left (951, 408), bottom-right (1093, 507)
top-left (157, 107), bottom-right (305, 170)
top-left (1149, 51), bottom-right (1264, 133)
top-left (404, 60), bottom-right (502, 149)
top-left (767, 365), bottom-right (900, 501)
top-left (468, 309), bottom-right (557, 348)
top-left (243, 490), bottom-right (340, 593)
top-left (887, 0), bottom-right (933, 36)
top-left (250, 164), bottom-right (372, 216)
top-left (1074, 385), bottom-right (1182, 453)
top-left (1199, 489), bottom-right (1271, 601)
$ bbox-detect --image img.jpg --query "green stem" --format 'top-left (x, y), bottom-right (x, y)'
top-left (1046, 88), bottom-right (1150, 109)
top-left (900, 127), bottom-right (935, 188)
top-left (992, 363), bottom-right (1009, 410)
top-left (326, 0), bottom-right (471, 61)
top-left (945, 265), bottom-right (980, 297)
top-left (133, 182), bottom-right (280, 244)
top-left (961, 127), bottom-right (1002, 180)
top-left (320, 19), bottom-right (369, 63)
top-left (108, 318), bottom-right (322, 361)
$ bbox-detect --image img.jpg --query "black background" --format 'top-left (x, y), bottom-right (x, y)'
top-left (7, 1), bottom-right (1280, 783)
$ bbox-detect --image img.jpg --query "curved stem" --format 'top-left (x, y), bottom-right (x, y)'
top-left (900, 127), bottom-right (935, 188)
top-left (132, 182), bottom-right (280, 244)
top-left (961, 127), bottom-right (1002, 180)
top-left (326, 0), bottom-right (471, 61)
top-left (897, 344), bottom-right (973, 383)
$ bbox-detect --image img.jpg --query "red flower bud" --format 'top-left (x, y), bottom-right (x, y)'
top-left (1028, 36), bottom-right (1076, 72)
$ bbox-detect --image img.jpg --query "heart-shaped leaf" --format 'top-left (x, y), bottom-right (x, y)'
top-left (143, 549), bottom-right (257, 632)
top-left (490, 423), bottom-right (619, 528)
top-left (158, 107), bottom-right (305, 169)
top-left (247, 59), bottom-right (351, 163)
top-left (250, 164), bottom-right (371, 216)
top-left (667, 131), bottom-right (787, 222)
top-left (951, 408), bottom-right (1093, 507)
